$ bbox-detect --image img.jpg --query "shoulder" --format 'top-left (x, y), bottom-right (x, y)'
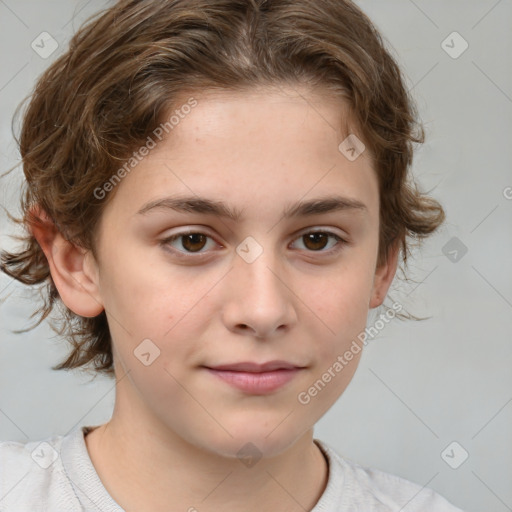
top-left (314, 440), bottom-right (466, 512)
top-left (0, 431), bottom-right (81, 511)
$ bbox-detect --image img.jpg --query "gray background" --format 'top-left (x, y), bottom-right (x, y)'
top-left (1, 1), bottom-right (511, 511)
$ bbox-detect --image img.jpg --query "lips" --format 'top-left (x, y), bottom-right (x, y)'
top-left (207, 361), bottom-right (301, 372)
top-left (204, 361), bottom-right (305, 394)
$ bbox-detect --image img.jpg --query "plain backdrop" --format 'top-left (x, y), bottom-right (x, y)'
top-left (1, 1), bottom-right (511, 511)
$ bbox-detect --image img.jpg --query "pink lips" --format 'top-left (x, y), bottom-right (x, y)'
top-left (205, 361), bottom-right (303, 394)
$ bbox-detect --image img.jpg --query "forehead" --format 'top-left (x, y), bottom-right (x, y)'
top-left (167, 85), bottom-right (358, 149)
top-left (102, 85), bottom-right (378, 222)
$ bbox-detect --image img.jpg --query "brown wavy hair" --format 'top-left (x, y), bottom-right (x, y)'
top-left (0, 0), bottom-right (444, 378)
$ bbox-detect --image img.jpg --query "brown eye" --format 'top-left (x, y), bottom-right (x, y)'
top-left (161, 231), bottom-right (216, 256)
top-left (302, 233), bottom-right (330, 251)
top-left (180, 233), bottom-right (208, 252)
top-left (291, 230), bottom-right (346, 254)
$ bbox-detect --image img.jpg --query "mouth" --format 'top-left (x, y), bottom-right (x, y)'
top-left (203, 361), bottom-right (306, 394)
top-left (207, 360), bottom-right (302, 372)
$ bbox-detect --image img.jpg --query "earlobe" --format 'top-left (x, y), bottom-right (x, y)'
top-left (29, 207), bottom-right (104, 318)
top-left (369, 241), bottom-right (400, 309)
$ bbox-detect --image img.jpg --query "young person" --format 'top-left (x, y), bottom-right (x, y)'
top-left (0, 0), bottom-right (465, 510)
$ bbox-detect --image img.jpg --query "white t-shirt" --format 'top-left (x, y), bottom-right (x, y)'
top-left (0, 425), bottom-right (466, 511)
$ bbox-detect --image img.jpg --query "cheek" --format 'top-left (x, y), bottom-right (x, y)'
top-left (300, 256), bottom-right (376, 384)
top-left (311, 259), bottom-right (375, 330)
top-left (98, 242), bottom-right (188, 331)
top-left (100, 252), bottom-right (220, 373)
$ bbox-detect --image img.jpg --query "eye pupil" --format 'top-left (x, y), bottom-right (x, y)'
top-left (182, 233), bottom-right (207, 252)
top-left (304, 233), bottom-right (328, 251)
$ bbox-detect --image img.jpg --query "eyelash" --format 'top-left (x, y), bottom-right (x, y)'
top-left (159, 229), bottom-right (348, 259)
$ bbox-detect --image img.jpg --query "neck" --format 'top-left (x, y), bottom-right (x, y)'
top-left (85, 401), bottom-right (328, 512)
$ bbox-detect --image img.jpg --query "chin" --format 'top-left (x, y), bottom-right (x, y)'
top-left (196, 419), bottom-right (312, 461)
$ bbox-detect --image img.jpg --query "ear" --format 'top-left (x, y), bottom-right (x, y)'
top-left (369, 240), bottom-right (400, 309)
top-left (29, 206), bottom-right (104, 317)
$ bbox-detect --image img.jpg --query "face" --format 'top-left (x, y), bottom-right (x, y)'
top-left (82, 85), bottom-right (394, 458)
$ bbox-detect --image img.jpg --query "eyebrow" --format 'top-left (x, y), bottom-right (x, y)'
top-left (136, 194), bottom-right (367, 221)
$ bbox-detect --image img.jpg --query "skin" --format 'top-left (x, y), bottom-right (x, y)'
top-left (32, 84), bottom-right (399, 512)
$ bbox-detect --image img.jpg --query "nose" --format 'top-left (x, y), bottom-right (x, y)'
top-left (221, 248), bottom-right (298, 339)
